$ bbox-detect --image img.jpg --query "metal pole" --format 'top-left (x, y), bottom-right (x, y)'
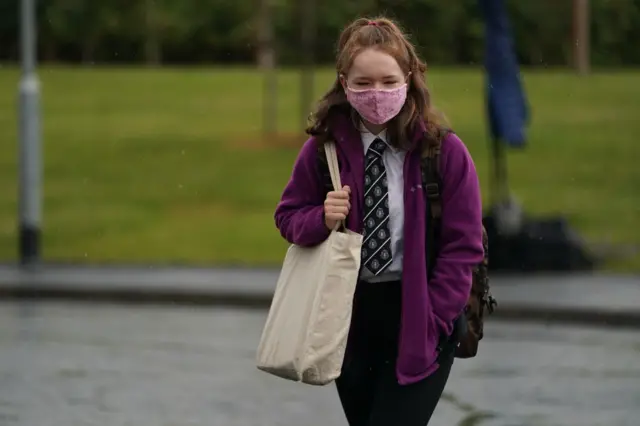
top-left (18, 0), bottom-right (42, 266)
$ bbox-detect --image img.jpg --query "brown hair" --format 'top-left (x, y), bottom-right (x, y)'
top-left (306, 17), bottom-right (445, 150)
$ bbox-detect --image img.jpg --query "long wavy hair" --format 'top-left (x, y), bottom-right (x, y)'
top-left (306, 17), bottom-right (445, 150)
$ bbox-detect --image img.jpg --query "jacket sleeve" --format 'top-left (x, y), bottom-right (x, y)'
top-left (274, 137), bottom-right (331, 247)
top-left (429, 133), bottom-right (485, 337)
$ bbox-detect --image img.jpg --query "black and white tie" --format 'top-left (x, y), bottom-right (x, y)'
top-left (362, 138), bottom-right (393, 275)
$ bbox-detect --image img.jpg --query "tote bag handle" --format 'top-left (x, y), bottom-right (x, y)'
top-left (324, 142), bottom-right (346, 232)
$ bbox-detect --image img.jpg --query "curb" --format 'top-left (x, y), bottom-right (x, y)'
top-left (0, 282), bottom-right (273, 309)
top-left (2, 282), bottom-right (640, 329)
top-left (485, 304), bottom-right (640, 329)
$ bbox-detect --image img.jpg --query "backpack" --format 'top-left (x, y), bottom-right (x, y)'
top-left (316, 130), bottom-right (497, 359)
top-left (421, 129), bottom-right (497, 359)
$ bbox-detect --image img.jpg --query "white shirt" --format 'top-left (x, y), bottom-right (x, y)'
top-left (359, 127), bottom-right (406, 283)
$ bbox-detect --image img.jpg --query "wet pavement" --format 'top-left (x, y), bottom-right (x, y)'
top-left (1, 302), bottom-right (639, 426)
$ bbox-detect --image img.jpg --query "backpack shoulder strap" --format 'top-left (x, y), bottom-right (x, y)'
top-left (316, 140), bottom-right (335, 195)
top-left (422, 143), bottom-right (443, 220)
top-left (422, 127), bottom-right (452, 276)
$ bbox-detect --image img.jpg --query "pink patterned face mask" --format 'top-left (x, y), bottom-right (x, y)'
top-left (346, 84), bottom-right (408, 125)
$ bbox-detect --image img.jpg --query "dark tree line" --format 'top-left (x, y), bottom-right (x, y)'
top-left (1, 0), bottom-right (639, 66)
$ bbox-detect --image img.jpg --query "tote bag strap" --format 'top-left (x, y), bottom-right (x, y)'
top-left (323, 141), bottom-right (345, 231)
top-left (323, 141), bottom-right (342, 191)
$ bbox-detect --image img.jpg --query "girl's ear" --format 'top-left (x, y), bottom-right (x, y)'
top-left (339, 74), bottom-right (348, 91)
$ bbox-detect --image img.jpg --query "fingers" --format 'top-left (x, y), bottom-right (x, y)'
top-left (325, 194), bottom-right (350, 211)
top-left (325, 207), bottom-right (349, 220)
top-left (324, 186), bottom-right (352, 225)
top-left (327, 190), bottom-right (349, 200)
top-left (325, 201), bottom-right (350, 215)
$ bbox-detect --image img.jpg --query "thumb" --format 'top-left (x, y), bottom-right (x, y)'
top-left (342, 185), bottom-right (351, 193)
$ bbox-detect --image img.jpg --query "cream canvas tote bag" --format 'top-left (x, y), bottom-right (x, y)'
top-left (256, 141), bottom-right (363, 386)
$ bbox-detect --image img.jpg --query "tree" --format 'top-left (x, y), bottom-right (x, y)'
top-left (298, 0), bottom-right (317, 131)
top-left (257, 0), bottom-right (278, 138)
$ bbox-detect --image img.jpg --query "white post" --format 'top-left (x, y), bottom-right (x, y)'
top-left (18, 0), bottom-right (42, 266)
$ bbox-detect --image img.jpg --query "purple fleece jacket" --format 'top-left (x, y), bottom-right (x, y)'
top-left (274, 112), bottom-right (484, 385)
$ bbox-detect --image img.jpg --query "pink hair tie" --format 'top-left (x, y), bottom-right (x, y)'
top-left (367, 20), bottom-right (378, 26)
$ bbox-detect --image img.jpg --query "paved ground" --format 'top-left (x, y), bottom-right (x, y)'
top-left (1, 264), bottom-right (639, 326)
top-left (1, 301), bottom-right (639, 426)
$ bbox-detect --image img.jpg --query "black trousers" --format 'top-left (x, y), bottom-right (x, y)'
top-left (335, 280), bottom-right (455, 426)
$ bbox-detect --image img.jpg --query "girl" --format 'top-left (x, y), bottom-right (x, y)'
top-left (274, 17), bottom-right (484, 426)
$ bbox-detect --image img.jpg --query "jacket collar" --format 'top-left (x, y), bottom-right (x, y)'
top-left (327, 108), bottom-right (427, 154)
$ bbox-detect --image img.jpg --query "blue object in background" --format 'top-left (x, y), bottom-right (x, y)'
top-left (479, 0), bottom-right (529, 148)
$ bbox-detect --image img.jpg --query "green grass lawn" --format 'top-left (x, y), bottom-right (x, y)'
top-left (0, 67), bottom-right (638, 271)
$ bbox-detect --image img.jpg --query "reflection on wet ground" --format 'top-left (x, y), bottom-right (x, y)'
top-left (0, 302), bottom-right (638, 426)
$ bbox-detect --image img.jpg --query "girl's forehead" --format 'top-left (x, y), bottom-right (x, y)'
top-left (348, 48), bottom-right (403, 78)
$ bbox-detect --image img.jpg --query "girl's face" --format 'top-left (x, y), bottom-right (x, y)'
top-left (342, 48), bottom-right (406, 91)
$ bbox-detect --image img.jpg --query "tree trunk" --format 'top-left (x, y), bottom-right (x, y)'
top-left (257, 0), bottom-right (275, 70)
top-left (144, 0), bottom-right (162, 66)
top-left (572, 0), bottom-right (590, 75)
top-left (299, 0), bottom-right (316, 130)
top-left (81, 35), bottom-right (97, 65)
top-left (257, 0), bottom-right (277, 138)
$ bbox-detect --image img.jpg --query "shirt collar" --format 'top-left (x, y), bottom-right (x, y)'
top-left (359, 122), bottom-right (393, 153)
